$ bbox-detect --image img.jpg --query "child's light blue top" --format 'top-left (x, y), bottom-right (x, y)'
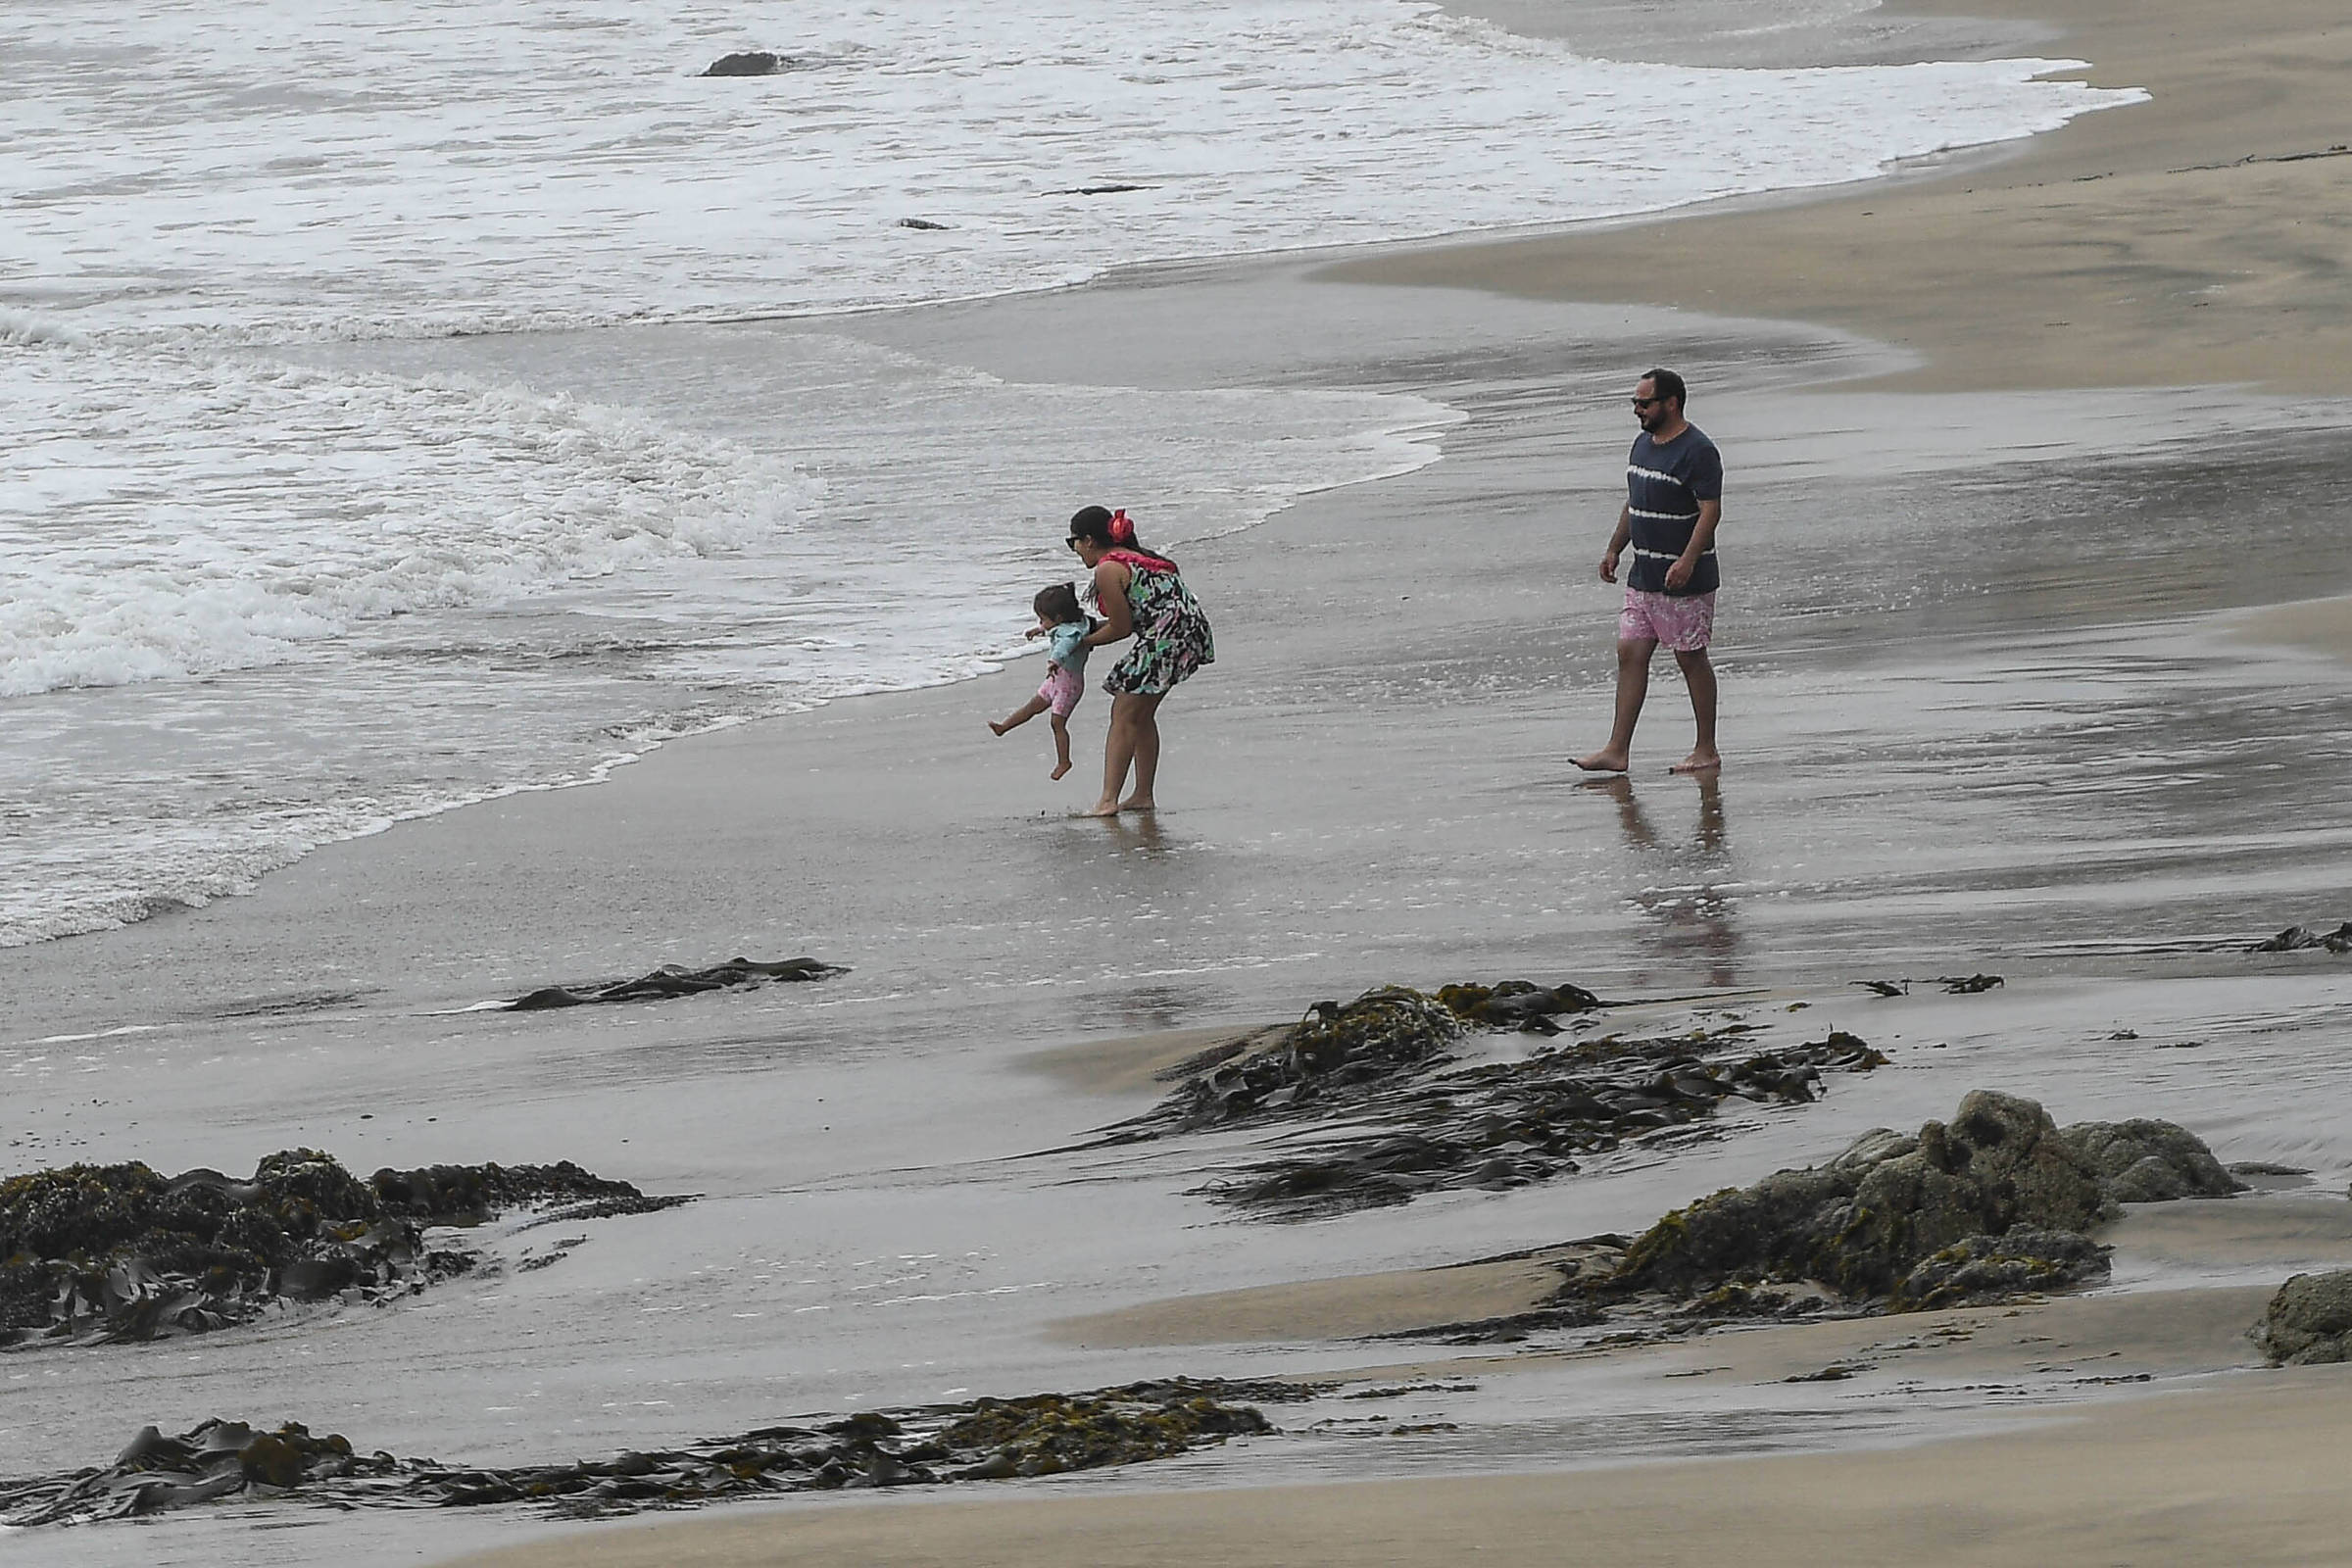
top-left (1047, 622), bottom-right (1091, 673)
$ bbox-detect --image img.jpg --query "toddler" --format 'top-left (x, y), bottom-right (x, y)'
top-left (989, 583), bottom-right (1093, 779)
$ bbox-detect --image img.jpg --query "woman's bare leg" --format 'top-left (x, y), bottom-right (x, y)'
top-left (1120, 696), bottom-right (1163, 809)
top-left (1086, 694), bottom-right (1144, 814)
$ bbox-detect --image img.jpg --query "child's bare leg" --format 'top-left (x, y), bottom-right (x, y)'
top-left (1049, 713), bottom-right (1073, 779)
top-left (991, 694), bottom-right (1049, 737)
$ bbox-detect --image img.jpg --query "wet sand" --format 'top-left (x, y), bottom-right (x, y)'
top-left (1343, 0), bottom-right (2352, 394)
top-left (448, 1195), bottom-right (2352, 1568)
top-left (9, 0), bottom-right (2352, 1563)
top-left (2233, 592), bottom-right (2352, 661)
top-left (449, 1364), bottom-right (2352, 1568)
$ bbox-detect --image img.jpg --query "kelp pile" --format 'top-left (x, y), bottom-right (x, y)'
top-left (505, 956), bottom-right (846, 1010)
top-left (1852, 974), bottom-right (2005, 997)
top-left (0, 1380), bottom-right (1298, 1529)
top-left (1092, 979), bottom-right (1881, 1220)
top-left (0, 1152), bottom-right (689, 1347)
top-left (1399, 1091), bottom-right (2242, 1343)
top-left (2250, 923), bottom-right (2352, 954)
top-left (1200, 1028), bottom-right (1886, 1220)
top-left (1120, 982), bottom-right (1599, 1140)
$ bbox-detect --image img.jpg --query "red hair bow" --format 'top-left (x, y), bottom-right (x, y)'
top-left (1107, 508), bottom-right (1137, 546)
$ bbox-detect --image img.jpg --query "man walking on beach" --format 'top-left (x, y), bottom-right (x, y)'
top-left (1574, 368), bottom-right (1723, 775)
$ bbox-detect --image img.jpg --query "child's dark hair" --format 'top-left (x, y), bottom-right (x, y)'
top-left (1034, 582), bottom-right (1088, 625)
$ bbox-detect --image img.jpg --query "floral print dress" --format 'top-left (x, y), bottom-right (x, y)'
top-left (1104, 563), bottom-right (1214, 696)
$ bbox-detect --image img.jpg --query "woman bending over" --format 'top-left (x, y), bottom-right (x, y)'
top-left (1065, 505), bottom-right (1215, 816)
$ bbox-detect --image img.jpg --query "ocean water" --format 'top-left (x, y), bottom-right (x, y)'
top-left (0, 0), bottom-right (2142, 946)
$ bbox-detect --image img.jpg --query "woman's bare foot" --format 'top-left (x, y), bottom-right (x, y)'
top-left (1050, 760), bottom-right (1072, 780)
top-left (1669, 750), bottom-right (1722, 774)
top-left (1573, 750), bottom-right (1630, 773)
top-left (1117, 796), bottom-right (1154, 812)
top-left (1080, 799), bottom-right (1122, 817)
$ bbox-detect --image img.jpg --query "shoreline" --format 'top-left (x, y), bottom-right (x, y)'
top-left (0, 0), bottom-right (2301, 963)
top-left (1329, 0), bottom-right (2352, 394)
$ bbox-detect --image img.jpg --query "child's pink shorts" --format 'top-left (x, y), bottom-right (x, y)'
top-left (1039, 664), bottom-right (1084, 718)
top-left (1619, 587), bottom-right (1715, 652)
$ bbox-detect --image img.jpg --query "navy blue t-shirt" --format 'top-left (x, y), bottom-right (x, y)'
top-left (1624, 425), bottom-right (1723, 596)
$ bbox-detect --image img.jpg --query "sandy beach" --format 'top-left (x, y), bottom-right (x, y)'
top-left (448, 1366), bottom-right (2352, 1568)
top-left (9, 0), bottom-right (2352, 1564)
top-left (1348, 0), bottom-right (2352, 394)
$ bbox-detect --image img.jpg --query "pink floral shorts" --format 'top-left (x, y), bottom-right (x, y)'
top-left (1038, 663), bottom-right (1085, 718)
top-left (1619, 587), bottom-right (1716, 652)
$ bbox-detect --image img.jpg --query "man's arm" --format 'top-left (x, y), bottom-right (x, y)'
top-left (1599, 504), bottom-right (1631, 583)
top-left (1663, 499), bottom-right (1721, 592)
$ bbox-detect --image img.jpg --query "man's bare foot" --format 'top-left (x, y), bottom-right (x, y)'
top-left (1669, 750), bottom-right (1722, 774)
top-left (1050, 760), bottom-right (1071, 780)
top-left (989, 719), bottom-right (1010, 736)
top-left (1117, 796), bottom-right (1154, 812)
top-left (1573, 751), bottom-right (1630, 773)
top-left (1079, 799), bottom-right (1122, 817)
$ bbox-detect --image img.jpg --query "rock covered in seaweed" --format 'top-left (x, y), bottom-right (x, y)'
top-left (1146, 986), bottom-right (1467, 1133)
top-left (1434, 980), bottom-right (1603, 1033)
top-left (1887, 1228), bottom-right (2115, 1310)
top-left (0, 1152), bottom-right (689, 1348)
top-left (2256, 1270), bottom-right (2352, 1365)
top-left (1601, 1092), bottom-right (2236, 1315)
top-left (369, 1159), bottom-right (658, 1222)
top-left (702, 51), bottom-right (788, 76)
top-left (0, 1380), bottom-right (1297, 1528)
top-left (936, 1386), bottom-right (1277, 1476)
top-left (2057, 1119), bottom-right (2243, 1203)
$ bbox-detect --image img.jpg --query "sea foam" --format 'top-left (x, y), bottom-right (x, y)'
top-left (1, 0), bottom-right (2141, 340)
top-left (1, 337), bottom-right (815, 697)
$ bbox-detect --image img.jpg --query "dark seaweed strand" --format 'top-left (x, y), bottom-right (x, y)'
top-left (1195, 1030), bottom-right (1886, 1220)
top-left (1094, 980), bottom-right (1610, 1147)
top-left (0, 1379), bottom-right (1308, 1529)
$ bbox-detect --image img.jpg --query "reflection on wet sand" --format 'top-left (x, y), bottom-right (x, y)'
top-left (1584, 773), bottom-right (1740, 986)
top-left (1096, 812), bottom-right (1170, 858)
